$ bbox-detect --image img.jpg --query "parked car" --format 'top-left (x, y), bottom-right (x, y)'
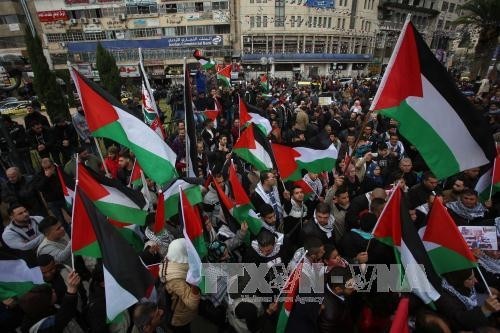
top-left (0, 100), bottom-right (45, 116)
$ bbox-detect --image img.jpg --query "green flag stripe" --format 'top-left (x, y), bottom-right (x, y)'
top-left (94, 201), bottom-right (147, 225)
top-left (73, 228), bottom-right (144, 258)
top-left (93, 121), bottom-right (177, 185)
top-left (192, 234), bottom-right (207, 259)
top-left (379, 100), bottom-right (459, 179)
top-left (73, 241), bottom-right (102, 258)
top-left (0, 281), bottom-right (37, 300)
top-left (427, 247), bottom-right (477, 275)
top-left (164, 186), bottom-right (202, 218)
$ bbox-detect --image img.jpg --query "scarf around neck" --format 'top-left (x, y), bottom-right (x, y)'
top-left (441, 278), bottom-right (478, 310)
top-left (447, 200), bottom-right (487, 220)
top-left (314, 211), bottom-right (335, 238)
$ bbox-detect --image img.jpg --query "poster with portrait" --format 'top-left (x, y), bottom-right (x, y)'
top-left (459, 226), bottom-right (497, 250)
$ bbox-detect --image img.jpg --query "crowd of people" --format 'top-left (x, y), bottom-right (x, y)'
top-left (0, 72), bottom-right (499, 333)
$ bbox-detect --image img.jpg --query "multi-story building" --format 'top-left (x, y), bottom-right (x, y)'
top-left (238, 0), bottom-right (379, 79)
top-left (32, 0), bottom-right (233, 79)
top-left (0, 0), bottom-right (33, 56)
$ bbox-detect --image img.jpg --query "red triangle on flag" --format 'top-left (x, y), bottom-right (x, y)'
top-left (180, 190), bottom-right (203, 240)
top-left (239, 96), bottom-right (252, 124)
top-left (272, 144), bottom-right (300, 180)
top-left (228, 162), bottom-right (251, 206)
top-left (153, 192), bottom-right (165, 233)
top-left (234, 125), bottom-right (257, 150)
top-left (372, 188), bottom-right (403, 247)
top-left (217, 65), bottom-right (232, 79)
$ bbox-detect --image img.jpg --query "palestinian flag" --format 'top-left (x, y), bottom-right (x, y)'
top-left (370, 19), bottom-right (495, 180)
top-left (212, 164), bottom-right (262, 236)
top-left (272, 143), bottom-right (338, 181)
top-left (260, 73), bottom-right (271, 92)
top-left (389, 297), bottom-right (410, 333)
top-left (276, 260), bottom-right (304, 333)
top-left (0, 254), bottom-right (43, 301)
top-left (79, 189), bottom-right (153, 321)
top-left (239, 96), bottom-right (272, 136)
top-left (372, 187), bottom-right (441, 304)
top-left (217, 65), bottom-right (232, 87)
top-left (475, 147), bottom-right (500, 201)
top-left (129, 160), bottom-right (142, 188)
top-left (153, 191), bottom-right (165, 233)
top-left (139, 62), bottom-right (165, 142)
top-left (421, 197), bottom-right (477, 275)
top-left (193, 49), bottom-right (216, 70)
top-left (180, 189), bottom-right (207, 286)
top-left (70, 66), bottom-right (177, 186)
top-left (56, 165), bottom-right (74, 208)
top-left (77, 164), bottom-right (147, 225)
top-left (162, 179), bottom-right (203, 219)
top-left (293, 179), bottom-right (315, 200)
top-left (204, 97), bottom-right (220, 129)
top-left (233, 124), bottom-right (275, 171)
top-left (184, 66), bottom-right (198, 177)
top-left (71, 189), bottom-right (144, 258)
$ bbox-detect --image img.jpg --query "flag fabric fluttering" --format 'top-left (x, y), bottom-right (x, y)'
top-left (139, 63), bottom-right (165, 140)
top-left (233, 124), bottom-right (276, 171)
top-left (370, 19), bottom-right (495, 180)
top-left (272, 143), bottom-right (338, 181)
top-left (372, 187), bottom-right (442, 305)
top-left (56, 164), bottom-right (75, 208)
top-left (77, 164), bottom-right (148, 225)
top-left (153, 191), bottom-right (165, 234)
top-left (162, 178), bottom-right (203, 219)
top-left (389, 297), bottom-right (410, 333)
top-left (216, 65), bottom-right (232, 87)
top-left (275, 259), bottom-right (305, 333)
top-left (78, 189), bottom-right (154, 321)
top-left (0, 253), bottom-right (43, 301)
top-left (239, 96), bottom-right (272, 136)
top-left (475, 146), bottom-right (500, 201)
top-left (293, 179), bottom-right (315, 200)
top-left (184, 65), bottom-right (198, 178)
top-left (69, 66), bottom-right (177, 186)
top-left (421, 197), bottom-right (477, 275)
top-left (193, 49), bottom-right (216, 70)
top-left (179, 189), bottom-right (207, 287)
top-left (260, 73), bottom-right (271, 93)
top-left (129, 160), bottom-right (142, 188)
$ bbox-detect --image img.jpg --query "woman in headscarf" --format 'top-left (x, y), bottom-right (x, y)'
top-left (160, 239), bottom-right (201, 333)
top-left (436, 268), bottom-right (500, 331)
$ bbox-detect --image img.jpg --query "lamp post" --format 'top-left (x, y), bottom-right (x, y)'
top-left (260, 56), bottom-right (274, 90)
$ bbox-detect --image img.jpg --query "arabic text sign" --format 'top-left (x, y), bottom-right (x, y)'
top-left (38, 10), bottom-right (68, 23)
top-left (305, 0), bottom-right (335, 8)
top-left (166, 35), bottom-right (223, 47)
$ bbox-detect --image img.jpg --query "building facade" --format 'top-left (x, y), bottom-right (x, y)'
top-left (0, 0), bottom-right (32, 56)
top-left (238, 0), bottom-right (379, 79)
top-left (32, 0), bottom-right (233, 79)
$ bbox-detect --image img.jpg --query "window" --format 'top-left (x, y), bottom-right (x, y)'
top-left (212, 1), bottom-right (228, 10)
top-left (275, 0), bottom-right (285, 27)
top-left (84, 31), bottom-right (106, 40)
top-left (308, 16), bottom-right (312, 27)
top-left (297, 16), bottom-right (302, 27)
top-left (441, 1), bottom-right (448, 11)
top-left (263, 16), bottom-right (268, 27)
top-left (290, 15), bottom-right (295, 27)
top-left (437, 19), bottom-right (443, 29)
top-left (0, 15), bottom-right (19, 24)
top-left (164, 27), bottom-right (176, 36)
top-left (449, 3), bottom-right (455, 12)
top-left (250, 16), bottom-right (255, 28)
top-left (160, 4), bottom-right (177, 13)
top-left (214, 24), bottom-right (229, 34)
top-left (195, 2), bottom-right (204, 12)
top-left (313, 17), bottom-right (317, 28)
top-left (0, 36), bottom-right (25, 48)
top-left (175, 26), bottom-right (186, 35)
top-left (129, 28), bottom-right (161, 38)
top-left (256, 16), bottom-right (261, 27)
top-left (337, 18), bottom-right (341, 28)
top-left (328, 17), bottom-right (332, 28)
top-left (342, 18), bottom-right (345, 29)
top-left (187, 25), bottom-right (214, 35)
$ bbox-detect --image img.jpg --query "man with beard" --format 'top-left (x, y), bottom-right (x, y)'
top-left (299, 202), bottom-right (336, 247)
top-left (446, 189), bottom-right (497, 226)
top-left (442, 177), bottom-right (466, 204)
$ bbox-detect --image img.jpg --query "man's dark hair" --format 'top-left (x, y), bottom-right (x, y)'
top-left (304, 236), bottom-right (323, 256)
top-left (259, 171), bottom-right (274, 184)
top-left (326, 266), bottom-right (353, 289)
top-left (414, 310), bottom-right (451, 333)
top-left (315, 202), bottom-right (331, 215)
top-left (461, 188), bottom-right (478, 197)
top-left (256, 229), bottom-right (276, 247)
top-left (422, 171), bottom-right (437, 181)
top-left (334, 186), bottom-right (349, 197)
top-left (259, 203), bottom-right (275, 217)
top-left (7, 202), bottom-right (24, 215)
top-left (38, 216), bottom-right (59, 235)
top-left (37, 254), bottom-right (55, 267)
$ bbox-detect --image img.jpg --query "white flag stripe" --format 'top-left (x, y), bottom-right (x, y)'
top-left (103, 266), bottom-right (138, 321)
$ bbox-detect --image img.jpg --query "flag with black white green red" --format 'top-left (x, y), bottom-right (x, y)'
top-left (239, 96), bottom-right (272, 136)
top-left (0, 253), bottom-right (43, 301)
top-left (56, 164), bottom-right (74, 209)
top-left (293, 179), bottom-right (315, 200)
top-left (475, 146), bottom-right (500, 201)
top-left (193, 49), bottom-right (216, 70)
top-left (217, 65), bottom-right (232, 87)
top-left (139, 61), bottom-right (165, 140)
top-left (421, 197), bottom-right (477, 275)
top-left (162, 178), bottom-right (203, 219)
top-left (71, 188), bottom-right (144, 258)
top-left (77, 164), bottom-right (148, 225)
top-left (260, 73), bottom-right (271, 93)
top-left (180, 188), bottom-right (207, 287)
top-left (370, 19), bottom-right (495, 180)
top-left (79, 189), bottom-right (154, 321)
top-left (70, 66), bottom-right (177, 186)
top-left (233, 123), bottom-right (276, 171)
top-left (129, 160), bottom-right (142, 188)
top-left (276, 260), bottom-right (304, 333)
top-left (272, 143), bottom-right (338, 181)
top-left (372, 187), bottom-right (441, 305)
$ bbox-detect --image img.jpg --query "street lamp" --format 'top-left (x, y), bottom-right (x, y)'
top-left (260, 56), bottom-right (274, 89)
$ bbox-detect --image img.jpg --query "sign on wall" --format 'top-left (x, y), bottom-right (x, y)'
top-left (305, 0), bottom-right (335, 8)
top-left (37, 10), bottom-right (68, 23)
top-left (166, 35), bottom-right (223, 47)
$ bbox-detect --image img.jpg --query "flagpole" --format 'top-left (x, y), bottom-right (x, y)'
top-left (276, 250), bottom-right (308, 301)
top-left (70, 154), bottom-right (79, 271)
top-left (488, 143), bottom-right (497, 201)
top-left (476, 266), bottom-right (493, 297)
top-left (183, 57), bottom-right (190, 178)
top-left (366, 182), bottom-right (401, 252)
top-left (94, 138), bottom-right (110, 176)
top-left (129, 159), bottom-right (137, 187)
top-left (139, 48), bottom-right (160, 117)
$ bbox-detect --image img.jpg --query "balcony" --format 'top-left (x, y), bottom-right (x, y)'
top-left (379, 1), bottom-right (440, 16)
top-left (0, 23), bottom-right (26, 38)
